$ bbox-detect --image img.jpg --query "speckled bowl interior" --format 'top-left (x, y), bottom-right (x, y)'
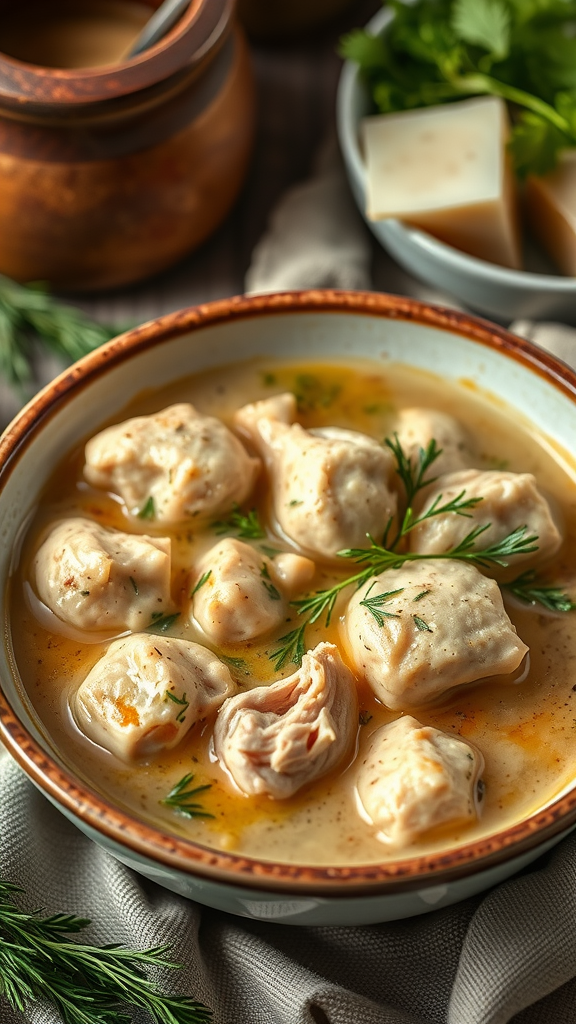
top-left (1, 290), bottom-right (576, 926)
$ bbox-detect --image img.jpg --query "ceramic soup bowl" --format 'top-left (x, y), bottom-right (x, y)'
top-left (1, 290), bottom-right (576, 927)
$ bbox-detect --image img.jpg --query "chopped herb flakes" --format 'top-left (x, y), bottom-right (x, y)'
top-left (213, 504), bottom-right (265, 539)
top-left (294, 373), bottom-right (341, 413)
top-left (149, 612), bottom-right (180, 632)
top-left (413, 614), bottom-right (433, 633)
top-left (129, 576), bottom-right (139, 595)
top-left (413, 590), bottom-right (431, 602)
top-left (191, 569), bottom-right (212, 597)
top-left (137, 496), bottom-right (156, 520)
top-left (165, 691), bottom-right (190, 723)
top-left (261, 563), bottom-right (281, 601)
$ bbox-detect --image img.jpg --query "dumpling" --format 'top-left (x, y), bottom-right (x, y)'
top-left (389, 407), bottom-right (474, 477)
top-left (410, 469), bottom-right (561, 568)
top-left (33, 518), bottom-right (171, 632)
top-left (74, 634), bottom-right (234, 761)
top-left (191, 538), bottom-right (315, 644)
top-left (343, 560), bottom-right (528, 709)
top-left (234, 393), bottom-right (396, 561)
top-left (84, 403), bottom-right (261, 523)
top-left (214, 642), bottom-right (358, 799)
top-left (356, 716), bottom-right (484, 847)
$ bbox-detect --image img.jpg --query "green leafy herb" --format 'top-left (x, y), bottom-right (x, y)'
top-left (149, 612), bottom-right (180, 633)
top-left (161, 774), bottom-right (214, 820)
top-left (129, 576), bottom-right (139, 595)
top-left (269, 623), bottom-right (307, 671)
top-left (502, 569), bottom-right (576, 613)
top-left (413, 614), bottom-right (433, 632)
top-left (213, 504), bottom-right (265, 539)
top-left (191, 570), bottom-right (211, 597)
top-left (220, 654), bottom-right (248, 671)
top-left (287, 499), bottom-right (303, 507)
top-left (339, 0), bottom-right (576, 177)
top-left (260, 545), bottom-right (281, 558)
top-left (81, 590), bottom-right (90, 597)
top-left (385, 434), bottom-right (442, 506)
top-left (0, 876), bottom-right (211, 1024)
top-left (137, 496), bottom-right (156, 521)
top-left (359, 583), bottom-right (403, 626)
top-left (260, 563), bottom-right (281, 601)
top-left (165, 691), bottom-right (190, 723)
top-left (293, 373), bottom-right (342, 413)
top-left (413, 589), bottom-right (431, 601)
top-left (0, 274), bottom-right (116, 390)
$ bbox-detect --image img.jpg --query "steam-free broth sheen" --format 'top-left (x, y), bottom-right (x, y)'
top-left (8, 358), bottom-right (576, 865)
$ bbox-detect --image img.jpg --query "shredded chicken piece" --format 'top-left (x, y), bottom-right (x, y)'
top-left (84, 403), bottom-right (260, 523)
top-left (410, 468), bottom-right (561, 569)
top-left (191, 538), bottom-right (314, 644)
top-left (74, 634), bottom-right (234, 761)
top-left (357, 716), bottom-right (485, 847)
top-left (391, 407), bottom-right (474, 477)
top-left (343, 560), bottom-right (528, 709)
top-left (34, 518), bottom-right (171, 632)
top-left (214, 642), bottom-right (358, 798)
top-left (234, 393), bottom-right (396, 561)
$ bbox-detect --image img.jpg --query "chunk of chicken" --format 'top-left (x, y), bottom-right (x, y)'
top-left (191, 538), bottom-right (315, 645)
top-left (84, 403), bottom-right (260, 523)
top-left (410, 469), bottom-right (561, 569)
top-left (74, 634), bottom-right (234, 761)
top-left (390, 407), bottom-right (474, 477)
top-left (343, 560), bottom-right (528, 709)
top-left (234, 394), bottom-right (396, 561)
top-left (34, 518), bottom-right (171, 632)
top-left (214, 642), bottom-right (358, 799)
top-left (357, 716), bottom-right (484, 847)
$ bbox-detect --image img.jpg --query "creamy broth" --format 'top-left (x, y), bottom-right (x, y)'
top-left (8, 358), bottom-right (576, 866)
top-left (0, 1), bottom-right (152, 69)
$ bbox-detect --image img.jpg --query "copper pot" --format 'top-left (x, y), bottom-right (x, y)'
top-left (0, 0), bottom-right (255, 290)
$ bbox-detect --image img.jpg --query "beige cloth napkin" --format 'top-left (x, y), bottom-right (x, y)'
top-left (3, 160), bottom-right (576, 1024)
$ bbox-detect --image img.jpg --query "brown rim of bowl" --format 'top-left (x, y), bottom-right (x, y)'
top-left (0, 0), bottom-right (231, 107)
top-left (2, 288), bottom-right (576, 898)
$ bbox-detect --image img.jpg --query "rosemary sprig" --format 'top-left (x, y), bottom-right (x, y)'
top-left (0, 274), bottom-right (116, 389)
top-left (269, 623), bottom-right (307, 671)
top-left (191, 570), bottom-right (211, 597)
top-left (0, 877), bottom-right (211, 1024)
top-left (213, 504), bottom-right (264, 539)
top-left (161, 774), bottom-right (214, 820)
top-left (385, 434), bottom-right (442, 505)
top-left (502, 570), bottom-right (576, 613)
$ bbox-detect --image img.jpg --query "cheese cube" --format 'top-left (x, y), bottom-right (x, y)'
top-left (525, 151), bottom-right (576, 276)
top-left (361, 96), bottom-right (521, 268)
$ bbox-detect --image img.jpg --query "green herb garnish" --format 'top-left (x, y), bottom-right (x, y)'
top-left (294, 373), bottom-right (342, 413)
top-left (149, 612), bottom-right (180, 632)
top-left (339, 0), bottom-right (576, 178)
top-left (413, 590), bottom-right (431, 602)
top-left (220, 655), bottom-right (248, 671)
top-left (129, 576), bottom-right (139, 595)
top-left (165, 690), bottom-right (190, 723)
top-left (0, 876), bottom-right (211, 1024)
top-left (137, 496), bottom-right (156, 521)
top-left (0, 274), bottom-right (116, 390)
top-left (260, 563), bottom-right (281, 601)
top-left (359, 583), bottom-right (403, 626)
top-left (502, 570), bottom-right (576, 613)
top-left (161, 774), bottom-right (214, 820)
top-left (269, 623), bottom-right (308, 671)
top-left (413, 614), bottom-right (433, 632)
top-left (213, 504), bottom-right (265, 539)
top-left (191, 570), bottom-right (211, 597)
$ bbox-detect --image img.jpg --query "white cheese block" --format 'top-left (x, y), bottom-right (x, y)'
top-left (525, 151), bottom-right (576, 276)
top-left (361, 96), bottom-right (521, 268)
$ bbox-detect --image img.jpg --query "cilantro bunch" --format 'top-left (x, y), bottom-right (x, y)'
top-left (340, 0), bottom-right (576, 177)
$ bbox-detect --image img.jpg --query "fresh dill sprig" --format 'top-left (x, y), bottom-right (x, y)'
top-left (161, 774), bottom-right (214, 820)
top-left (0, 274), bottom-right (116, 390)
top-left (149, 612), bottom-right (180, 632)
top-left (137, 497), bottom-right (156, 521)
top-left (213, 504), bottom-right (265, 539)
top-left (385, 434), bottom-right (442, 506)
top-left (269, 623), bottom-right (307, 671)
top-left (359, 583), bottom-right (403, 626)
top-left (165, 691), bottom-right (190, 723)
top-left (502, 570), bottom-right (576, 613)
top-left (260, 563), bottom-right (281, 601)
top-left (0, 876), bottom-right (211, 1024)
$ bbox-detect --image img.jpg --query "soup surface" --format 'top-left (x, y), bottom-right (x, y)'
top-left (0, 1), bottom-right (151, 68)
top-left (8, 357), bottom-right (576, 866)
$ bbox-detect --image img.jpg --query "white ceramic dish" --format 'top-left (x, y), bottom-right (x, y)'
top-left (1, 290), bottom-right (576, 926)
top-left (336, 7), bottom-right (576, 324)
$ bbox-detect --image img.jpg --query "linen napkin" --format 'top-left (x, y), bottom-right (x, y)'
top-left (4, 153), bottom-right (576, 1024)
